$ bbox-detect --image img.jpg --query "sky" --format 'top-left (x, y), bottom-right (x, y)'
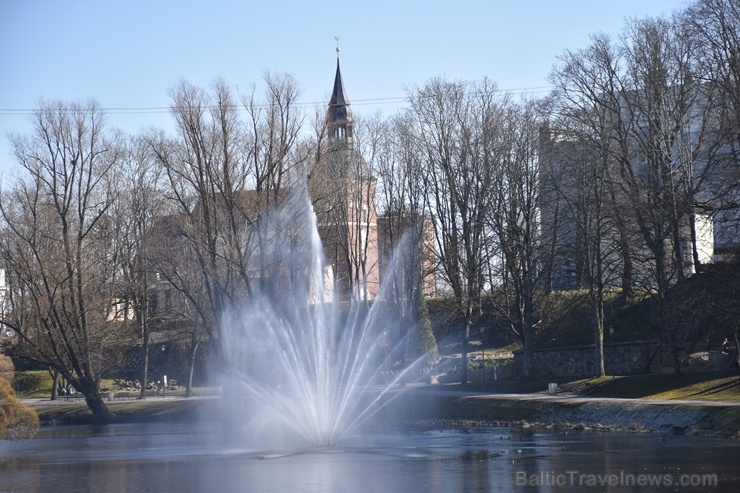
top-left (0, 0), bottom-right (690, 176)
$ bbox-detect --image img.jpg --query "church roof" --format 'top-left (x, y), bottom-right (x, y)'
top-left (327, 58), bottom-right (352, 125)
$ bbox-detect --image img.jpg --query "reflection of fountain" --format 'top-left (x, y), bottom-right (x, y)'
top-left (221, 189), bottom-right (427, 447)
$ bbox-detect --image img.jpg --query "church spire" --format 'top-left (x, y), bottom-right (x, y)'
top-left (327, 37), bottom-right (353, 146)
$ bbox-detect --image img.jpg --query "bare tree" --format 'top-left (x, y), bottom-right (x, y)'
top-left (688, 0), bottom-right (740, 140)
top-left (113, 134), bottom-right (170, 398)
top-left (376, 113), bottom-right (432, 306)
top-left (150, 74), bottom-right (306, 371)
top-left (615, 15), bottom-right (722, 374)
top-left (407, 77), bottom-right (502, 383)
top-left (241, 72), bottom-right (307, 302)
top-left (687, 0), bottom-right (740, 259)
top-left (351, 114), bottom-right (388, 302)
top-left (547, 13), bottom-right (726, 375)
top-left (150, 79), bottom-right (241, 366)
top-left (243, 71), bottom-right (305, 195)
top-left (0, 100), bottom-right (121, 422)
top-left (373, 111), bottom-right (438, 362)
top-left (548, 34), bottom-right (630, 376)
top-left (487, 99), bottom-right (547, 379)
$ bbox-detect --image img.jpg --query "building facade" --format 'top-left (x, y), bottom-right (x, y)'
top-left (538, 124), bottom-right (718, 292)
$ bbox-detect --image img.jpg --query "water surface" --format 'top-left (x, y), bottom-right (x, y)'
top-left (1, 423), bottom-right (738, 492)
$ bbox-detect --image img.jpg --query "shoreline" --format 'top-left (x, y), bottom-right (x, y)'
top-left (425, 402), bottom-right (740, 439)
top-left (24, 387), bottom-right (740, 439)
top-left (408, 391), bottom-right (740, 439)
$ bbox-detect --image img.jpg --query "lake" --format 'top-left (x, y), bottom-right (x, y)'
top-left (1, 423), bottom-right (738, 492)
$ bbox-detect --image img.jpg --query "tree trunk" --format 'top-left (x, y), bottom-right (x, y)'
top-left (659, 295), bottom-right (683, 376)
top-left (672, 213), bottom-right (686, 282)
top-left (688, 213), bottom-right (702, 273)
top-left (669, 335), bottom-right (683, 376)
top-left (544, 199), bottom-right (561, 294)
top-left (139, 323), bottom-right (150, 400)
top-left (618, 234), bottom-right (634, 301)
top-left (652, 238), bottom-right (682, 376)
top-left (522, 329), bottom-right (533, 379)
top-left (50, 368), bottom-right (60, 401)
top-left (594, 298), bottom-right (606, 377)
top-left (460, 317), bottom-right (470, 385)
top-left (522, 274), bottom-right (536, 380)
top-left (83, 392), bottom-right (114, 423)
top-left (185, 339), bottom-right (201, 398)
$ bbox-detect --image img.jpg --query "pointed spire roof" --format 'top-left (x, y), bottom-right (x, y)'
top-left (327, 58), bottom-right (353, 125)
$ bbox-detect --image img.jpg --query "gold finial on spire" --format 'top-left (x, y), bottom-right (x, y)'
top-left (334, 35), bottom-right (340, 57)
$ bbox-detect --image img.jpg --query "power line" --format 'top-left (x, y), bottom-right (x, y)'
top-left (0, 86), bottom-right (552, 117)
top-left (0, 98), bottom-right (401, 116)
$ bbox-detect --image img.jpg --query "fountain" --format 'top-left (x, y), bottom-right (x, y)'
top-left (7, 189), bottom-right (740, 491)
top-left (220, 188), bottom-right (430, 447)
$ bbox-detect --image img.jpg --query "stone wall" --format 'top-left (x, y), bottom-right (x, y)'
top-left (435, 362), bottom-right (517, 384)
top-left (513, 341), bottom-right (739, 378)
top-left (513, 341), bottom-right (662, 379)
top-left (434, 341), bottom-right (737, 382)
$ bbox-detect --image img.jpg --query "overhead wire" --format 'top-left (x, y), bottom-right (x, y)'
top-left (0, 86), bottom-right (553, 117)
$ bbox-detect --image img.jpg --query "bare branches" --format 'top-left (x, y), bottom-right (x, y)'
top-left (1, 100), bottom-right (121, 421)
top-left (404, 77), bottom-right (541, 380)
top-left (150, 74), bottom-right (308, 360)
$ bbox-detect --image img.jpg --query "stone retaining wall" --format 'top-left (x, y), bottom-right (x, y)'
top-left (435, 363), bottom-right (517, 384)
top-left (512, 341), bottom-right (737, 378)
top-left (513, 341), bottom-right (661, 379)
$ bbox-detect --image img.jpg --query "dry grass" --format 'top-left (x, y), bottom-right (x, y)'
top-left (32, 396), bottom-right (220, 425)
top-left (1, 377), bottom-right (40, 439)
top-left (575, 372), bottom-right (740, 401)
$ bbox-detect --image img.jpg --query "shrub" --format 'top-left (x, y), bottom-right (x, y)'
top-left (0, 377), bottom-right (39, 439)
top-left (0, 355), bottom-right (13, 382)
top-left (11, 371), bottom-right (49, 396)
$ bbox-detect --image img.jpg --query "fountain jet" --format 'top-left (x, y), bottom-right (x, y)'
top-left (221, 187), bottom-right (430, 447)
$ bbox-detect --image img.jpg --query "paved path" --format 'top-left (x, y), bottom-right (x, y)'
top-left (23, 387), bottom-right (740, 409)
top-left (404, 385), bottom-right (740, 408)
top-left (22, 394), bottom-right (215, 408)
top-left (466, 392), bottom-right (740, 408)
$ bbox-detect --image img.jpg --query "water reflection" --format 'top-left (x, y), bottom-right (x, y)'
top-left (1, 424), bottom-right (738, 492)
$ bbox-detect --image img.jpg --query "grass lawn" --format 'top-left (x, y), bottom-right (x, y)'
top-left (16, 369), bottom-right (739, 403)
top-left (433, 370), bottom-right (740, 401)
top-left (16, 369), bottom-right (740, 431)
top-left (575, 372), bottom-right (740, 401)
top-left (31, 396), bottom-right (221, 425)
top-left (13, 370), bottom-right (218, 399)
top-left (12, 371), bottom-right (55, 397)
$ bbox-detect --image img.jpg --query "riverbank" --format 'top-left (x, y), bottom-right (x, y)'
top-left (25, 388), bottom-right (740, 439)
top-left (25, 395), bottom-right (221, 426)
top-left (412, 391), bottom-right (740, 439)
top-left (23, 372), bottom-right (740, 438)
top-left (402, 372), bottom-right (740, 438)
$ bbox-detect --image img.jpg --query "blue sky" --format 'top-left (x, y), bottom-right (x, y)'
top-left (0, 0), bottom-right (688, 176)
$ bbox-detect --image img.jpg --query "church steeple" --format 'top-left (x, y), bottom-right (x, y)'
top-left (327, 48), bottom-right (353, 146)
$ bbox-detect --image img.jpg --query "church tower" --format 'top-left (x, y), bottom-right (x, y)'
top-left (327, 57), bottom-right (353, 146)
top-left (311, 45), bottom-right (379, 302)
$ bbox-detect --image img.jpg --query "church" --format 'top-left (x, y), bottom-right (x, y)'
top-left (309, 54), bottom-right (381, 302)
top-left (117, 53), bottom-right (436, 329)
